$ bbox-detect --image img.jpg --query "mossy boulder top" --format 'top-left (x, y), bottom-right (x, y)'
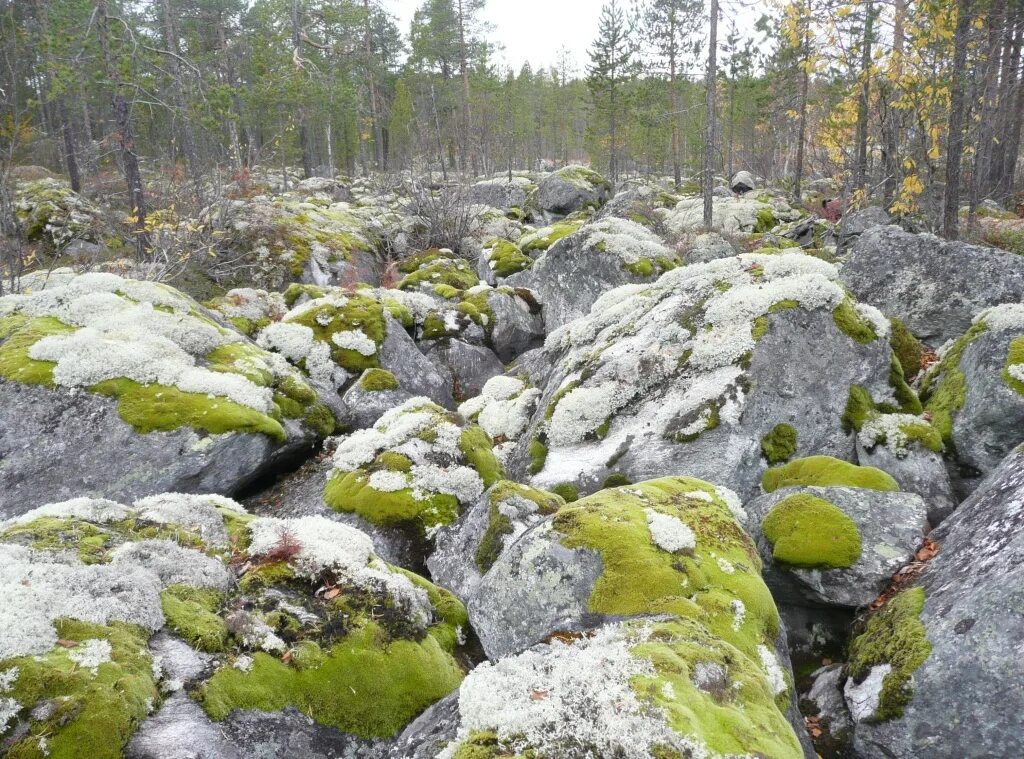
top-left (0, 273), bottom-right (333, 517)
top-left (324, 396), bottom-right (504, 535)
top-left (507, 215), bottom-right (683, 331)
top-left (840, 444), bottom-right (1024, 756)
top-left (0, 492), bottom-right (467, 758)
top-left (506, 251), bottom-right (918, 502)
top-left (14, 176), bottom-right (107, 248)
top-left (745, 484), bottom-right (927, 608)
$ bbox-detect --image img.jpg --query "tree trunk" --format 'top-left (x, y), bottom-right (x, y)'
top-left (671, 53), bottom-right (681, 187)
top-left (943, 0), bottom-right (974, 240)
top-left (882, 0), bottom-right (905, 208)
top-left (457, 0), bottom-right (476, 176)
top-left (703, 0), bottom-right (719, 228)
top-left (969, 0), bottom-right (1006, 228)
top-left (160, 0), bottom-right (201, 199)
top-left (363, 0), bottom-right (385, 171)
top-left (34, 0), bottom-right (82, 193)
top-left (854, 0), bottom-right (875, 195)
top-left (95, 0), bottom-right (147, 252)
top-left (794, 31), bottom-right (810, 202)
top-left (290, 0), bottom-right (314, 178)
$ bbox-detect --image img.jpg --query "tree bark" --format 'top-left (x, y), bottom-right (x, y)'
top-left (943, 0), bottom-right (974, 240)
top-left (882, 0), bottom-right (905, 209)
top-left (290, 0), bottom-right (314, 178)
top-left (363, 0), bottom-right (385, 171)
top-left (160, 0), bottom-right (201, 199)
top-left (854, 0), bottom-right (875, 195)
top-left (794, 25), bottom-right (810, 202)
top-left (703, 0), bottom-right (718, 228)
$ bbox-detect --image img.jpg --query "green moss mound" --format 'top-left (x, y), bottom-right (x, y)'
top-left (920, 321), bottom-right (989, 445)
top-left (890, 318), bottom-right (923, 383)
top-left (2, 620), bottom-right (158, 759)
top-left (198, 622), bottom-right (463, 739)
top-left (846, 587), bottom-right (931, 721)
top-left (324, 469), bottom-right (461, 531)
top-left (1002, 336), bottom-right (1024, 395)
top-left (358, 368), bottom-right (400, 392)
top-left (161, 585), bottom-right (228, 652)
top-left (760, 423), bottom-right (798, 464)
top-left (397, 256), bottom-right (478, 293)
top-left (761, 493), bottom-right (862, 569)
top-left (762, 455), bottom-right (899, 493)
top-left (832, 298), bottom-right (878, 345)
top-left (486, 239), bottom-right (532, 278)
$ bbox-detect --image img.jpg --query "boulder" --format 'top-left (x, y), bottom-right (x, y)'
top-left (424, 340), bottom-right (504, 401)
top-left (0, 493), bottom-right (467, 757)
top-left (533, 165), bottom-right (611, 217)
top-left (458, 477), bottom-right (813, 757)
top-left (841, 226), bottom-right (1024, 346)
top-left (665, 196), bottom-right (801, 235)
top-left (506, 252), bottom-right (919, 501)
top-left (508, 216), bottom-right (681, 331)
top-left (744, 485), bottom-right (927, 608)
top-left (731, 170), bottom-right (757, 193)
top-left (0, 273), bottom-right (334, 519)
top-left (843, 444), bottom-right (1024, 757)
top-left (466, 176), bottom-right (534, 212)
top-left (683, 231), bottom-right (737, 264)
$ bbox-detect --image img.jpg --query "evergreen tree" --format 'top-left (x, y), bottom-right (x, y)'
top-left (587, 0), bottom-right (636, 183)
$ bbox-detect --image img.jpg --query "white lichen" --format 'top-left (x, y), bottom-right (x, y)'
top-left (644, 509), bottom-right (696, 554)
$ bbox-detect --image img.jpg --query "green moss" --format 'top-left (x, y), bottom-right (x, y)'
top-left (458, 426), bottom-right (504, 488)
top-left (832, 298), bottom-right (878, 345)
top-left (632, 618), bottom-right (803, 758)
top-left (383, 298), bottom-right (414, 328)
top-left (603, 473), bottom-right (632, 487)
top-left (324, 470), bottom-right (460, 531)
top-left (398, 258), bottom-right (477, 292)
top-left (397, 248), bottom-right (444, 274)
top-left (3, 619), bottom-right (158, 759)
top-left (888, 353), bottom-right (924, 415)
top-left (761, 494), bottom-right (862, 569)
top-left (552, 477), bottom-right (781, 672)
top-left (1002, 336), bottom-right (1024, 395)
top-left (486, 239), bottom-right (532, 278)
top-left (624, 258), bottom-right (655, 277)
top-left (91, 378), bottom-right (286, 443)
top-left (846, 587), bottom-right (931, 721)
top-left (160, 585), bottom-right (228, 652)
top-left (528, 436), bottom-right (548, 474)
top-left (283, 283), bottom-right (326, 307)
top-left (919, 321), bottom-right (990, 445)
top-left (303, 401), bottom-right (337, 437)
top-left (433, 283), bottom-right (460, 299)
top-left (754, 208), bottom-right (777, 233)
top-left (289, 293), bottom-right (387, 372)
top-left (544, 379), bottom-right (581, 420)
top-left (238, 560), bottom-right (296, 593)
top-left (421, 312), bottom-right (455, 340)
top-left (520, 220), bottom-right (583, 253)
top-left (761, 455), bottom-right (899, 493)
top-left (205, 342), bottom-right (275, 387)
top-left (890, 318), bottom-right (923, 382)
top-left (842, 385), bottom-right (878, 433)
top-left (550, 483), bottom-right (580, 502)
top-left (457, 292), bottom-right (495, 330)
top-left (359, 368), bottom-right (400, 392)
top-left (0, 315), bottom-right (75, 386)
top-left (752, 315), bottom-right (770, 341)
top-left (198, 622), bottom-right (463, 739)
top-left (375, 451), bottom-right (414, 472)
top-left (760, 424), bottom-right (798, 464)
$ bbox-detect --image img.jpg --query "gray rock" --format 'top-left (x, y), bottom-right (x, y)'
top-left (468, 520), bottom-right (605, 659)
top-left (466, 177), bottom-right (531, 211)
top-left (533, 165), bottom-right (610, 217)
top-left (840, 206), bottom-right (891, 239)
top-left (424, 340), bottom-right (505, 401)
top-left (848, 444), bottom-right (1024, 757)
top-left (392, 693), bottom-right (460, 759)
top-left (127, 693), bottom-right (241, 759)
top-left (804, 665), bottom-right (854, 754)
top-left (0, 379), bottom-right (316, 520)
top-left (486, 288), bottom-right (544, 362)
top-left (150, 632), bottom-right (215, 688)
top-left (378, 316), bottom-right (454, 409)
top-left (340, 378), bottom-right (412, 430)
top-left (856, 439), bottom-right (956, 524)
top-left (505, 347), bottom-right (553, 390)
top-left (731, 170), bottom-right (756, 193)
top-left (841, 226), bottom-right (1024, 346)
top-left (684, 232), bottom-right (737, 264)
top-left (745, 486), bottom-right (927, 608)
top-left (221, 708), bottom-right (385, 758)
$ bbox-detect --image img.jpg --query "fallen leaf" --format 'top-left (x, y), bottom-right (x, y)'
top-left (530, 689), bottom-right (549, 701)
top-left (324, 587), bottom-right (341, 600)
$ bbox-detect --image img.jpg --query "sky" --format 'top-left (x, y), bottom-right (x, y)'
top-left (386, 0), bottom-right (604, 74)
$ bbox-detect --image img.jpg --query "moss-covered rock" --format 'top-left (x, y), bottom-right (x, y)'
top-left (14, 177), bottom-right (107, 249)
top-left (324, 397), bottom-right (504, 535)
top-left (761, 423), bottom-right (798, 464)
top-left (762, 455), bottom-right (899, 493)
top-left (761, 493), bottom-right (862, 569)
top-left (483, 239), bottom-right (532, 279)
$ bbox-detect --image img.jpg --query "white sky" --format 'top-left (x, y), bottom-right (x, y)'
top-left (386, 0), bottom-right (605, 73)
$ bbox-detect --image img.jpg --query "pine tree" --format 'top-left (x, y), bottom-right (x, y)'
top-left (588, 0), bottom-right (636, 183)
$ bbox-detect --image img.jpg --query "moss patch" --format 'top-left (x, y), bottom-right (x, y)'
top-left (486, 239), bottom-right (532, 278)
top-left (359, 368), bottom-right (400, 392)
top-left (198, 622), bottom-right (463, 739)
top-left (846, 586), bottom-right (931, 721)
top-left (760, 424), bottom-right (797, 464)
top-left (324, 470), bottom-right (460, 532)
top-left (161, 585), bottom-right (228, 652)
top-left (288, 292), bottom-right (387, 373)
top-left (890, 318), bottom-right (922, 383)
top-left (761, 493), bottom-right (862, 569)
top-left (474, 481), bottom-right (564, 572)
top-left (3, 619), bottom-right (158, 759)
top-left (762, 455), bottom-right (899, 493)
top-left (550, 483), bottom-right (579, 502)
top-left (832, 298), bottom-right (878, 345)
top-left (528, 436), bottom-right (548, 475)
top-left (920, 321), bottom-right (988, 445)
top-left (1001, 337), bottom-right (1024, 395)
